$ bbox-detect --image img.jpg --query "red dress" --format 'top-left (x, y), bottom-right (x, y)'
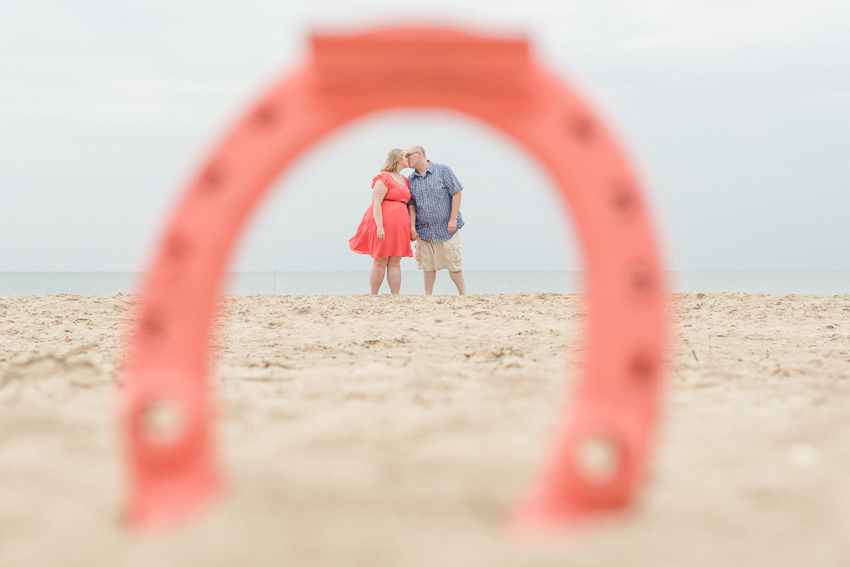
top-left (349, 172), bottom-right (413, 259)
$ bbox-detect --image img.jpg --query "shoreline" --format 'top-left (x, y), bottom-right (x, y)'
top-left (2, 271), bottom-right (850, 296)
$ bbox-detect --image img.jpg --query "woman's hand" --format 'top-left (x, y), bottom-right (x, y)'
top-left (377, 227), bottom-right (385, 241)
top-left (410, 229), bottom-right (418, 242)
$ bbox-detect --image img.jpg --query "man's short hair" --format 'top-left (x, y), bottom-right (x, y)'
top-left (412, 144), bottom-right (425, 159)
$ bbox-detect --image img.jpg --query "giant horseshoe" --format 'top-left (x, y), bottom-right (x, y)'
top-left (123, 26), bottom-right (668, 531)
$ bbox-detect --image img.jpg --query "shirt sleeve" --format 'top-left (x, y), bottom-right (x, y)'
top-left (442, 166), bottom-right (463, 196)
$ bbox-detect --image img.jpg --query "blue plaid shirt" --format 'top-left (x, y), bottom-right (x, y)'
top-left (407, 161), bottom-right (464, 243)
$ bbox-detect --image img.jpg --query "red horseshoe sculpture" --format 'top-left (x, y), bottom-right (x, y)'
top-left (123, 26), bottom-right (668, 531)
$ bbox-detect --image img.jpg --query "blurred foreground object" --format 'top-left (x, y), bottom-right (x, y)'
top-left (122, 26), bottom-right (668, 533)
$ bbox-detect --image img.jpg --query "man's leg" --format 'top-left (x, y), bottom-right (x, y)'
top-left (386, 256), bottom-right (401, 294)
top-left (370, 257), bottom-right (389, 294)
top-left (423, 271), bottom-right (437, 295)
top-left (449, 270), bottom-right (467, 296)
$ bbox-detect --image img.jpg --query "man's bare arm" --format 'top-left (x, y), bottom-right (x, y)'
top-left (448, 191), bottom-right (461, 233)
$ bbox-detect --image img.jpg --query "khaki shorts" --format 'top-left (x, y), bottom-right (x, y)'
top-left (415, 231), bottom-right (463, 272)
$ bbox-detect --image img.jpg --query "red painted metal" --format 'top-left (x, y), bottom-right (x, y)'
top-left (122, 26), bottom-right (668, 531)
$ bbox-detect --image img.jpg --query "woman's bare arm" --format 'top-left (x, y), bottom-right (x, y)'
top-left (408, 204), bottom-right (418, 241)
top-left (372, 180), bottom-right (389, 240)
top-left (448, 191), bottom-right (461, 233)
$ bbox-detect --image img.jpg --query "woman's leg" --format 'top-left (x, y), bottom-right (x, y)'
top-left (370, 257), bottom-right (389, 294)
top-left (386, 256), bottom-right (402, 294)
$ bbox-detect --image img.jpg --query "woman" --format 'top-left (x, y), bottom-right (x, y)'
top-left (349, 149), bottom-right (413, 294)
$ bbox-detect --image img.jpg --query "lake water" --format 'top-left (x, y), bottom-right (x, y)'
top-left (1, 271), bottom-right (849, 296)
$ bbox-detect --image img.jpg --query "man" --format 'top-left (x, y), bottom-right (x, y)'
top-left (405, 145), bottom-right (467, 295)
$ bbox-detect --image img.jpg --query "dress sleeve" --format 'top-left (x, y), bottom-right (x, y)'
top-left (371, 172), bottom-right (390, 189)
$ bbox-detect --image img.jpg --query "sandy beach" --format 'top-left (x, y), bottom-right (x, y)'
top-left (1, 292), bottom-right (850, 566)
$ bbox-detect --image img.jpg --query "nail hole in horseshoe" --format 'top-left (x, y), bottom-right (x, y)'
top-left (250, 104), bottom-right (279, 129)
top-left (140, 398), bottom-right (185, 445)
top-left (629, 265), bottom-right (655, 294)
top-left (141, 309), bottom-right (166, 338)
top-left (575, 434), bottom-right (621, 483)
top-left (570, 115), bottom-right (595, 144)
top-left (629, 352), bottom-right (655, 384)
top-left (610, 185), bottom-right (636, 217)
top-left (197, 164), bottom-right (226, 196)
top-left (165, 232), bottom-right (192, 263)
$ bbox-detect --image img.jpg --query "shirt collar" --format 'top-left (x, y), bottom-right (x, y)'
top-left (411, 161), bottom-right (434, 178)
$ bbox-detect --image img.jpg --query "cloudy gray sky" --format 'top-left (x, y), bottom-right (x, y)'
top-left (1, 0), bottom-right (848, 272)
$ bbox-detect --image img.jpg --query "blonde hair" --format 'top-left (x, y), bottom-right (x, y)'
top-left (381, 149), bottom-right (404, 172)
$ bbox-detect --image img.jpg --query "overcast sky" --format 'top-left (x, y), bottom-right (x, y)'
top-left (1, 0), bottom-right (848, 272)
